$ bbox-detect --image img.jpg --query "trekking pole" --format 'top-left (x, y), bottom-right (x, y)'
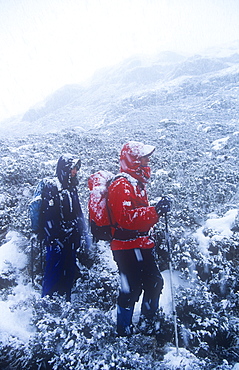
top-left (39, 238), bottom-right (43, 275)
top-left (30, 235), bottom-right (34, 285)
top-left (164, 213), bottom-right (179, 355)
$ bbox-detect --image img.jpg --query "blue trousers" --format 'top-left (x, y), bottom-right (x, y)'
top-left (42, 237), bottom-right (76, 301)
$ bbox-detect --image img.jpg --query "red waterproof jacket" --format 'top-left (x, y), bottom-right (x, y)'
top-left (108, 173), bottom-right (159, 251)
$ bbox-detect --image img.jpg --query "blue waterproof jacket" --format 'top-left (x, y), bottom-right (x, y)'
top-left (40, 154), bottom-right (89, 301)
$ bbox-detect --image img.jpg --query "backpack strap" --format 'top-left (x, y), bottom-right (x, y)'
top-left (113, 172), bottom-right (138, 187)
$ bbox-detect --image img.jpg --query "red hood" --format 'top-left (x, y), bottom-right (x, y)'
top-left (120, 141), bottom-right (155, 183)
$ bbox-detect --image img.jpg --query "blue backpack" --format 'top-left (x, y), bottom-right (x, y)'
top-left (29, 180), bottom-right (45, 234)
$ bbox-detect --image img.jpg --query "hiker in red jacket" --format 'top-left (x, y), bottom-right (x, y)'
top-left (108, 141), bottom-right (171, 336)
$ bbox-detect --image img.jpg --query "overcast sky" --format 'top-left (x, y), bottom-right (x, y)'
top-left (0, 0), bottom-right (239, 122)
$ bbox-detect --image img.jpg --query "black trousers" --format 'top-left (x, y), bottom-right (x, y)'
top-left (113, 248), bottom-right (164, 311)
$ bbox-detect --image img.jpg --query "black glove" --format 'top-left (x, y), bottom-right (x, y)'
top-left (155, 196), bottom-right (171, 216)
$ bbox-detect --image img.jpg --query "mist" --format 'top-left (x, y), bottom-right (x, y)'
top-left (0, 0), bottom-right (239, 123)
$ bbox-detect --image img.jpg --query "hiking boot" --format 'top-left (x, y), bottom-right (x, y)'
top-left (116, 305), bottom-right (134, 337)
top-left (116, 324), bottom-right (135, 337)
top-left (136, 314), bottom-right (161, 336)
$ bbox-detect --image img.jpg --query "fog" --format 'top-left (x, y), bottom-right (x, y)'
top-left (0, 0), bottom-right (239, 122)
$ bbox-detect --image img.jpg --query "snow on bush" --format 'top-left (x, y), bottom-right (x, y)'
top-left (0, 50), bottom-right (239, 368)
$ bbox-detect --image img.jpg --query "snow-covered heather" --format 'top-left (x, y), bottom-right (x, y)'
top-left (0, 232), bottom-right (40, 345)
top-left (0, 46), bottom-right (239, 369)
top-left (1, 231), bottom-right (178, 338)
top-left (1, 209), bottom-right (238, 368)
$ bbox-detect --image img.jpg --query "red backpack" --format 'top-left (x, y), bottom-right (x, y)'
top-left (88, 170), bottom-right (115, 242)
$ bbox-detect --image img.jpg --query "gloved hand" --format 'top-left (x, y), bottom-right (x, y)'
top-left (155, 196), bottom-right (171, 216)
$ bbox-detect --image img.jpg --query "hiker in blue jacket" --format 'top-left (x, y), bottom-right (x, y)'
top-left (34, 154), bottom-right (90, 301)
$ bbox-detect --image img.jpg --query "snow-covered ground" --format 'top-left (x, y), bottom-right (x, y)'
top-left (0, 45), bottom-right (239, 369)
top-left (0, 211), bottom-right (238, 369)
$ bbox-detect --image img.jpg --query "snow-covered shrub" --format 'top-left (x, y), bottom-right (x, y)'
top-left (0, 295), bottom-right (170, 370)
top-left (171, 223), bottom-right (239, 362)
top-left (0, 54), bottom-right (239, 369)
top-left (74, 242), bottom-right (119, 311)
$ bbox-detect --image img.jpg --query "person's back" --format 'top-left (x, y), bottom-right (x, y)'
top-left (37, 154), bottom-right (86, 301)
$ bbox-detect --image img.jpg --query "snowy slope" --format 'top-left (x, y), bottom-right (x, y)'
top-left (0, 45), bottom-right (239, 369)
top-left (1, 48), bottom-right (239, 137)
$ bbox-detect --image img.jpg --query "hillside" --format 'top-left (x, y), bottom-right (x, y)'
top-left (0, 47), bottom-right (239, 369)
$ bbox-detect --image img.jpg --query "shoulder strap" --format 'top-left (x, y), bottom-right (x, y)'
top-left (113, 172), bottom-right (138, 187)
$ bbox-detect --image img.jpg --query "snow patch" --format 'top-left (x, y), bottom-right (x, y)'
top-left (0, 231), bottom-right (27, 271)
top-left (162, 347), bottom-right (204, 369)
top-left (211, 136), bottom-right (230, 150)
top-left (194, 209), bottom-right (238, 255)
top-left (197, 124), bottom-right (211, 133)
top-left (0, 283), bottom-right (38, 345)
top-left (160, 270), bottom-right (189, 315)
top-left (0, 193), bottom-right (6, 207)
top-left (0, 232), bottom-right (40, 345)
top-left (155, 169), bottom-right (169, 176)
top-left (206, 209), bottom-right (238, 239)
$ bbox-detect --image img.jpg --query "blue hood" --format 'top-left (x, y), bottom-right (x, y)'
top-left (56, 154), bottom-right (81, 189)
